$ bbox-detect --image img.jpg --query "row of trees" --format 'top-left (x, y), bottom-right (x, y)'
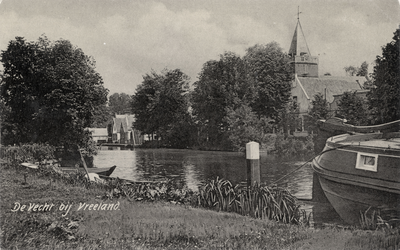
top-left (1, 28), bottom-right (398, 152)
top-left (310, 91), bottom-right (369, 126)
top-left (130, 43), bottom-right (294, 150)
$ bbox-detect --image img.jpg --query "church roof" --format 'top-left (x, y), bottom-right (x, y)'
top-left (295, 75), bottom-right (367, 103)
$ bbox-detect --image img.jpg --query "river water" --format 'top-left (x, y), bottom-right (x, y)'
top-left (94, 147), bottom-right (345, 227)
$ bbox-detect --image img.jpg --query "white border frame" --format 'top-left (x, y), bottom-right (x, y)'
top-left (355, 152), bottom-right (378, 172)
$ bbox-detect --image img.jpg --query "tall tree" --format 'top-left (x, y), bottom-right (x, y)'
top-left (108, 92), bottom-right (132, 115)
top-left (191, 52), bottom-right (251, 146)
top-left (131, 69), bottom-right (191, 145)
top-left (0, 36), bottom-right (108, 150)
top-left (244, 42), bottom-right (293, 123)
top-left (368, 28), bottom-right (400, 124)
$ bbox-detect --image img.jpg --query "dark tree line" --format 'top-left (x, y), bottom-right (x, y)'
top-left (131, 42), bottom-right (293, 150)
top-left (2, 27), bottom-right (398, 152)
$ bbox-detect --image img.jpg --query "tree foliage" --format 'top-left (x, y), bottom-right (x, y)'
top-left (337, 91), bottom-right (368, 126)
top-left (368, 28), bottom-right (400, 124)
top-left (109, 92), bottom-right (132, 115)
top-left (344, 61), bottom-right (369, 77)
top-left (225, 104), bottom-right (273, 151)
top-left (0, 36), bottom-right (108, 150)
top-left (192, 43), bottom-right (292, 148)
top-left (191, 52), bottom-right (250, 147)
top-left (90, 103), bottom-right (112, 128)
top-left (131, 69), bottom-right (192, 146)
top-left (244, 42), bottom-right (293, 122)
top-left (356, 61), bottom-right (368, 76)
top-left (343, 65), bottom-right (358, 76)
top-left (310, 93), bottom-right (329, 120)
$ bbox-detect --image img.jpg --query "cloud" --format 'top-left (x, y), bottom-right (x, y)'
top-left (304, 5), bottom-right (398, 76)
top-left (1, 0), bottom-right (399, 94)
top-left (223, 14), bottom-right (290, 52)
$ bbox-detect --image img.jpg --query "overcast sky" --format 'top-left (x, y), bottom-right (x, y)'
top-left (1, 0), bottom-right (399, 95)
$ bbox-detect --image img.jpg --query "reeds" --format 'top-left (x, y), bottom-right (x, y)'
top-left (360, 206), bottom-right (400, 230)
top-left (197, 177), bottom-right (305, 224)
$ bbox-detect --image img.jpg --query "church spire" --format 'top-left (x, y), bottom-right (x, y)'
top-left (289, 7), bottom-right (319, 78)
top-left (289, 6), bottom-right (311, 58)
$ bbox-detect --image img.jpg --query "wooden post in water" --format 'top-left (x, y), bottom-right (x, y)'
top-left (246, 141), bottom-right (260, 186)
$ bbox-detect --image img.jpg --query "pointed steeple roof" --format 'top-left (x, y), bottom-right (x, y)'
top-left (288, 7), bottom-right (312, 57)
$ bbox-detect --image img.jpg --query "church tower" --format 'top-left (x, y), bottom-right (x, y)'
top-left (288, 8), bottom-right (319, 77)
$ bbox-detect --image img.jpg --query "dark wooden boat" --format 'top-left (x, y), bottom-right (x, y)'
top-left (20, 161), bottom-right (117, 177)
top-left (61, 165), bottom-right (117, 176)
top-left (312, 119), bottom-right (400, 225)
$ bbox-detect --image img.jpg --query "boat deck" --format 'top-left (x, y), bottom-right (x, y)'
top-left (330, 133), bottom-right (400, 150)
top-left (341, 138), bottom-right (400, 149)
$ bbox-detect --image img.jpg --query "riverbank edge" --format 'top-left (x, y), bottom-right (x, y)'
top-left (2, 165), bottom-right (399, 249)
top-left (130, 133), bottom-right (314, 156)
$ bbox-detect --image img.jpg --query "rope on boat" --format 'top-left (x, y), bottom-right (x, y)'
top-left (270, 144), bottom-right (351, 185)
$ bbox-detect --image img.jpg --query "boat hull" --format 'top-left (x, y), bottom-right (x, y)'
top-left (317, 174), bottom-right (400, 224)
top-left (312, 132), bottom-right (400, 225)
top-left (61, 165), bottom-right (116, 176)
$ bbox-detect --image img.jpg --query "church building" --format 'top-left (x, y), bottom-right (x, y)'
top-left (288, 12), bottom-right (368, 135)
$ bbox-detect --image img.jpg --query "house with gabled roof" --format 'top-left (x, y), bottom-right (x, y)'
top-left (112, 114), bottom-right (144, 145)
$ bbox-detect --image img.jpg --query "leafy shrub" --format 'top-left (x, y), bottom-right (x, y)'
top-left (274, 133), bottom-right (314, 156)
top-left (1, 143), bottom-right (55, 167)
top-left (103, 178), bottom-right (195, 204)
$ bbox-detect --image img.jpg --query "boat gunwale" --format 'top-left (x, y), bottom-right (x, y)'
top-left (324, 133), bottom-right (400, 155)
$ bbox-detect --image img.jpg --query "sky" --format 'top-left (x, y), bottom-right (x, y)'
top-left (0, 0), bottom-right (399, 95)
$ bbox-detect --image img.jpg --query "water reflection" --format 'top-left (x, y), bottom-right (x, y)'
top-left (94, 147), bottom-right (344, 226)
top-left (95, 148), bottom-right (312, 195)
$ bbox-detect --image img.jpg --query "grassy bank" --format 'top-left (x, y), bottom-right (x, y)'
top-left (1, 164), bottom-right (312, 249)
top-left (1, 162), bottom-right (400, 249)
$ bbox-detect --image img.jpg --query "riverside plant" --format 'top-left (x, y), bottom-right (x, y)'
top-left (1, 143), bottom-right (55, 167)
top-left (359, 207), bottom-right (400, 230)
top-left (102, 177), bottom-right (196, 204)
top-left (197, 177), bottom-right (307, 224)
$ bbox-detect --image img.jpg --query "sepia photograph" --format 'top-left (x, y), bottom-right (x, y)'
top-left (1, 0), bottom-right (399, 249)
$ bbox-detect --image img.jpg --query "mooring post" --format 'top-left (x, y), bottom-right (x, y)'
top-left (246, 141), bottom-right (260, 186)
